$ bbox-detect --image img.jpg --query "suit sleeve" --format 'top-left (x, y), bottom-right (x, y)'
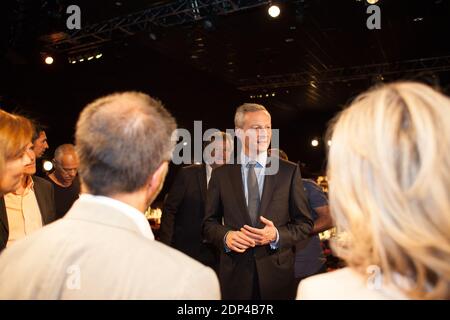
top-left (278, 164), bottom-right (314, 249)
top-left (159, 168), bottom-right (186, 245)
top-left (203, 169), bottom-right (231, 250)
top-left (48, 183), bottom-right (56, 223)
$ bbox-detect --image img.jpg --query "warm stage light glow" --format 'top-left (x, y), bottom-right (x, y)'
top-left (43, 160), bottom-right (53, 172)
top-left (268, 5), bottom-right (280, 18)
top-left (45, 56), bottom-right (54, 65)
top-left (366, 0), bottom-right (379, 4)
top-left (311, 139), bottom-right (319, 147)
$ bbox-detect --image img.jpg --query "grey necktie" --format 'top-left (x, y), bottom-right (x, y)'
top-left (246, 162), bottom-right (260, 226)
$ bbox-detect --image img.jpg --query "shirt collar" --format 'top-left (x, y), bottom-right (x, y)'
top-left (79, 194), bottom-right (154, 240)
top-left (11, 175), bottom-right (34, 196)
top-left (25, 176), bottom-right (34, 191)
top-left (240, 150), bottom-right (268, 168)
top-left (206, 163), bottom-right (213, 175)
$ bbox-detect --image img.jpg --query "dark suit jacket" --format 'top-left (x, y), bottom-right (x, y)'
top-left (159, 164), bottom-right (218, 269)
top-left (203, 159), bottom-right (314, 300)
top-left (0, 176), bottom-right (56, 251)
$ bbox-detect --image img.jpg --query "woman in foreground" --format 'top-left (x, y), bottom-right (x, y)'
top-left (297, 82), bottom-right (450, 300)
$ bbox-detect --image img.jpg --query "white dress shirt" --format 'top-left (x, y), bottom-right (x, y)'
top-left (206, 164), bottom-right (213, 187)
top-left (4, 178), bottom-right (43, 247)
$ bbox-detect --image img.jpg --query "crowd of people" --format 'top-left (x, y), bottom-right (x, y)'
top-left (0, 81), bottom-right (448, 299)
top-left (0, 115), bottom-right (81, 251)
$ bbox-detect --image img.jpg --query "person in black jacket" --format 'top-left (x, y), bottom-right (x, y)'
top-left (159, 131), bottom-right (232, 271)
top-left (1, 141), bottom-right (55, 251)
top-left (203, 103), bottom-right (313, 300)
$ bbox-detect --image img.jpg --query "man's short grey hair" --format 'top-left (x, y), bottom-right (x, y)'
top-left (54, 144), bottom-right (77, 162)
top-left (204, 131), bottom-right (233, 149)
top-left (75, 91), bottom-right (176, 196)
top-left (234, 103), bottom-right (270, 128)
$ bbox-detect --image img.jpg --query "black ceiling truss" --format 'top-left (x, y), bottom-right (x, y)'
top-left (44, 0), bottom-right (274, 54)
top-left (237, 56), bottom-right (450, 91)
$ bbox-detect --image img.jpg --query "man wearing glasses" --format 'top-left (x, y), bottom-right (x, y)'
top-left (46, 144), bottom-right (80, 219)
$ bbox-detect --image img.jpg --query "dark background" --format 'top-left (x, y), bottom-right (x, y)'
top-left (1, 0), bottom-right (449, 200)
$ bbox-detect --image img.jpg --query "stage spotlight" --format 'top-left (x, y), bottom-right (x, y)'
top-left (43, 160), bottom-right (53, 172)
top-left (268, 5), bottom-right (281, 18)
top-left (311, 139), bottom-right (319, 147)
top-left (366, 0), bottom-right (379, 4)
top-left (95, 53), bottom-right (103, 59)
top-left (44, 56), bottom-right (54, 65)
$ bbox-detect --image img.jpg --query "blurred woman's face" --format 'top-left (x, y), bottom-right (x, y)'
top-left (0, 151), bottom-right (32, 195)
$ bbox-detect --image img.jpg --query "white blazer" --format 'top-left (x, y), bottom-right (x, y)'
top-left (0, 198), bottom-right (220, 299)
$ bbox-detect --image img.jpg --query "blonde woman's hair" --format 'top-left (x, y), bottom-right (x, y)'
top-left (327, 82), bottom-right (450, 299)
top-left (0, 109), bottom-right (33, 175)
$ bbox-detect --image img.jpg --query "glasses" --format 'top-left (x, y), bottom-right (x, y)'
top-left (55, 162), bottom-right (78, 174)
top-left (61, 168), bottom-right (78, 174)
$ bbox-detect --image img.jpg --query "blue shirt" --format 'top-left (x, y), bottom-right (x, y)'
top-left (240, 151), bottom-right (267, 206)
top-left (295, 179), bottom-right (328, 279)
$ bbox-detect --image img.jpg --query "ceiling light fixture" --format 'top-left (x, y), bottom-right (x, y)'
top-left (44, 56), bottom-right (54, 65)
top-left (268, 5), bottom-right (281, 18)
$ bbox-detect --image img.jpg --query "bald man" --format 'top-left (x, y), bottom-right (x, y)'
top-left (45, 144), bottom-right (80, 219)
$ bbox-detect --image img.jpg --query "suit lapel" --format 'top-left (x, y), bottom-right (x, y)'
top-left (198, 164), bottom-right (207, 203)
top-left (259, 168), bottom-right (277, 220)
top-left (32, 177), bottom-right (48, 224)
top-left (0, 197), bottom-right (8, 233)
top-left (229, 164), bottom-right (253, 226)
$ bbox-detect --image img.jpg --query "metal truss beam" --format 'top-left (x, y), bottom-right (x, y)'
top-left (237, 56), bottom-right (450, 91)
top-left (45, 0), bottom-right (271, 53)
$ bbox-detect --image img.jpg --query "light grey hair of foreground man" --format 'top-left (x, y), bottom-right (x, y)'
top-left (0, 92), bottom-right (221, 299)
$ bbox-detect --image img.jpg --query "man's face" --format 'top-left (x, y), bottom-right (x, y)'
top-left (54, 153), bottom-right (79, 185)
top-left (239, 110), bottom-right (272, 156)
top-left (206, 137), bottom-right (232, 167)
top-left (33, 131), bottom-right (49, 158)
top-left (23, 142), bottom-right (36, 176)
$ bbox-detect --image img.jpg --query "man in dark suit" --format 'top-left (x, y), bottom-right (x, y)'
top-left (203, 103), bottom-right (314, 300)
top-left (159, 131), bottom-right (232, 271)
top-left (0, 141), bottom-right (55, 251)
